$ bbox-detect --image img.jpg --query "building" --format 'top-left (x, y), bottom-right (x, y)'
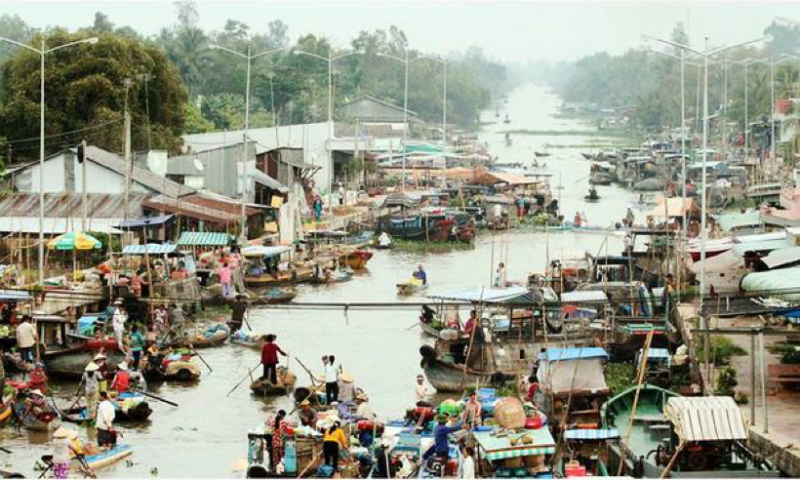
top-left (339, 96), bottom-right (423, 125)
top-left (2, 145), bottom-right (188, 198)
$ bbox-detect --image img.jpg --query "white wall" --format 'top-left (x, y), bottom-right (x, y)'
top-left (17, 152), bottom-right (153, 195)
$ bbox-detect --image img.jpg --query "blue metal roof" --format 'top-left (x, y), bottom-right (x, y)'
top-left (122, 244), bottom-right (177, 255)
top-left (539, 347), bottom-right (609, 361)
top-left (564, 429), bottom-right (620, 441)
top-left (646, 348), bottom-right (671, 359)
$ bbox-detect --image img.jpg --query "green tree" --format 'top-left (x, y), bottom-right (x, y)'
top-left (0, 31), bottom-right (188, 158)
top-left (0, 14), bottom-right (35, 64)
top-left (184, 101), bottom-right (213, 133)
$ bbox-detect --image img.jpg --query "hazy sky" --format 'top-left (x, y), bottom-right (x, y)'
top-left (5, 0), bottom-right (800, 62)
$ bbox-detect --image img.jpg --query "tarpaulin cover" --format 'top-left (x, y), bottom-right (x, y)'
top-left (537, 349), bottom-right (609, 392)
top-left (241, 245), bottom-right (293, 258)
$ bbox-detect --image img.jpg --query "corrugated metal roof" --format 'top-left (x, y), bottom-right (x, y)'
top-left (177, 232), bottom-right (235, 246)
top-left (85, 146), bottom-right (191, 198)
top-left (122, 244), bottom-right (177, 255)
top-left (0, 193), bottom-right (145, 219)
top-left (664, 396), bottom-right (747, 442)
top-left (143, 193), bottom-right (259, 225)
top-left (427, 286), bottom-right (531, 303)
top-left (0, 289), bottom-right (31, 301)
top-left (560, 290), bottom-right (608, 303)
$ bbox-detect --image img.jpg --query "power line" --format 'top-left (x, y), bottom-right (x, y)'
top-left (6, 120), bottom-right (123, 145)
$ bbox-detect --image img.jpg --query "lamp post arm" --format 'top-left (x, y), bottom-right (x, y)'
top-left (44, 37), bottom-right (99, 54)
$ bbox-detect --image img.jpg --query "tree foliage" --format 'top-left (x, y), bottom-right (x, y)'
top-left (0, 30), bottom-right (188, 158)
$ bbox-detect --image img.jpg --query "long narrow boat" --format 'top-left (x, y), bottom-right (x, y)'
top-left (0, 400), bottom-right (13, 426)
top-left (602, 385), bottom-right (778, 477)
top-left (77, 444), bottom-right (133, 470)
top-left (12, 402), bottom-right (61, 432)
top-left (231, 330), bottom-right (265, 350)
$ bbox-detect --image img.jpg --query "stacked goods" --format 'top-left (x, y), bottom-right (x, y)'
top-left (494, 397), bottom-right (526, 429)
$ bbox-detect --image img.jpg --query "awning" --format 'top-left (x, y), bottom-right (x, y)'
top-left (117, 214), bottom-right (174, 229)
top-left (560, 290), bottom-right (608, 303)
top-left (428, 286), bottom-right (530, 304)
top-left (241, 245), bottom-right (293, 258)
top-left (564, 429), bottom-right (620, 441)
top-left (714, 211), bottom-right (762, 232)
top-left (0, 289), bottom-right (31, 302)
top-left (664, 396), bottom-right (747, 442)
top-left (474, 429), bottom-right (556, 461)
top-left (539, 347), bottom-right (609, 362)
top-left (761, 246), bottom-right (800, 269)
top-left (646, 348), bottom-right (671, 359)
top-left (122, 244), bottom-right (177, 255)
top-left (177, 232), bottom-right (235, 246)
top-left (741, 267), bottom-right (800, 300)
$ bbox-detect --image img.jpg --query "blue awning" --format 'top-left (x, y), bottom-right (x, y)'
top-left (122, 244), bottom-right (177, 255)
top-left (117, 214), bottom-right (174, 229)
top-left (540, 347), bottom-right (609, 361)
top-left (0, 289), bottom-right (31, 302)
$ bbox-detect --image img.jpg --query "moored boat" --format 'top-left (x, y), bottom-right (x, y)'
top-left (345, 250), bottom-right (374, 270)
top-left (252, 286), bottom-right (297, 305)
top-left (397, 281), bottom-right (428, 296)
top-left (602, 385), bottom-right (779, 477)
top-left (176, 323), bottom-right (230, 349)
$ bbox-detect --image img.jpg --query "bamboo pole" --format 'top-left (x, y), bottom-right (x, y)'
top-left (618, 329), bottom-right (655, 475)
top-left (658, 442), bottom-right (686, 479)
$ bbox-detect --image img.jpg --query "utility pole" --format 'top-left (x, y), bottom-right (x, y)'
top-left (81, 139), bottom-right (87, 232)
top-left (123, 112), bottom-right (132, 248)
top-left (137, 73), bottom-right (155, 151)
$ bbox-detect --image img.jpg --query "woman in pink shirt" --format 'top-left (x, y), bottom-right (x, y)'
top-left (217, 262), bottom-right (233, 298)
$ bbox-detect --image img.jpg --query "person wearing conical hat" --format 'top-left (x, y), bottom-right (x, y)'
top-left (52, 427), bottom-right (82, 479)
top-left (82, 362), bottom-right (102, 421)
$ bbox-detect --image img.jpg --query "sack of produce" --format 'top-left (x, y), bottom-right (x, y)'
top-left (493, 397), bottom-right (525, 429)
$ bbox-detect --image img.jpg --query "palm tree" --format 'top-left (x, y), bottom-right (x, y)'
top-left (163, 26), bottom-right (211, 96)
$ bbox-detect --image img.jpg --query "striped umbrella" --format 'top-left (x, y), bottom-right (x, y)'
top-left (47, 232), bottom-right (102, 251)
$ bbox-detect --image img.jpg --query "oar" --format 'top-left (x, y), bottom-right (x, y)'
top-left (0, 446), bottom-right (11, 454)
top-left (71, 446), bottom-right (97, 479)
top-left (132, 389), bottom-right (178, 407)
top-left (226, 361), bottom-right (262, 397)
top-left (188, 343), bottom-right (213, 373)
top-left (294, 357), bottom-right (318, 384)
top-left (406, 323), bottom-right (420, 331)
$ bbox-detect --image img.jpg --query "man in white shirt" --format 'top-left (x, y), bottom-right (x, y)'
top-left (323, 355), bottom-right (341, 404)
top-left (378, 232), bottom-right (392, 248)
top-left (15, 316), bottom-right (37, 363)
top-left (460, 446), bottom-right (475, 479)
top-left (112, 304), bottom-right (127, 349)
top-left (415, 374), bottom-right (432, 406)
top-left (493, 262), bottom-right (507, 288)
top-left (96, 391), bottom-right (116, 448)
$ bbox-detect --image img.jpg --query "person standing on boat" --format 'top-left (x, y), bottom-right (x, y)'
top-left (494, 262), bottom-right (507, 288)
top-left (324, 355), bottom-right (342, 404)
top-left (52, 427), bottom-right (81, 479)
top-left (96, 391), bottom-right (116, 448)
top-left (462, 392), bottom-right (482, 429)
top-left (230, 295), bottom-right (249, 333)
top-left (464, 310), bottom-right (479, 335)
top-left (15, 315), bottom-right (37, 364)
top-left (82, 362), bottom-right (102, 420)
top-left (217, 262), bottom-right (233, 298)
top-left (378, 231), bottom-right (392, 248)
top-left (129, 325), bottom-right (145, 370)
top-left (270, 409), bottom-right (288, 470)
top-left (112, 302), bottom-right (127, 349)
top-left (625, 208), bottom-right (635, 227)
top-left (260, 335), bottom-right (287, 385)
top-left (573, 212), bottom-right (583, 228)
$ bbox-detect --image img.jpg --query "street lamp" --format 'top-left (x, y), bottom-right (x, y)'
top-left (0, 35), bottom-right (98, 286)
top-left (210, 44), bottom-right (288, 239)
top-left (293, 48), bottom-right (357, 211)
top-left (645, 34), bottom-right (765, 375)
top-left (413, 55), bottom-right (448, 148)
top-left (378, 51), bottom-right (414, 191)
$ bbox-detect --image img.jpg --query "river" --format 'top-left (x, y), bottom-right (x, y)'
top-left (1, 84), bottom-right (638, 478)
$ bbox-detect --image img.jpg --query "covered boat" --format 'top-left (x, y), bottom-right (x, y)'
top-left (602, 386), bottom-right (778, 477)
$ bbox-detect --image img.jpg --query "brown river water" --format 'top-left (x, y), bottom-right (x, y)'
top-left (2, 84), bottom-right (638, 478)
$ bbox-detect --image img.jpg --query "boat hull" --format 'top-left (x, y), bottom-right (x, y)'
top-left (421, 356), bottom-right (492, 392)
top-left (45, 348), bottom-right (126, 379)
top-left (79, 444), bottom-right (133, 471)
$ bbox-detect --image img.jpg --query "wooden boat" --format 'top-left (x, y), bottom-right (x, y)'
top-left (231, 330), bottom-right (265, 350)
top-left (0, 399), bottom-right (13, 426)
top-left (581, 152), bottom-right (595, 160)
top-left (252, 286), bottom-right (297, 305)
top-left (313, 268), bottom-right (354, 284)
top-left (249, 367), bottom-right (297, 396)
top-left (589, 173), bottom-right (614, 186)
top-left (602, 385), bottom-right (779, 477)
top-left (585, 188), bottom-right (601, 202)
top-left (397, 281), bottom-right (428, 296)
top-left (44, 345), bottom-right (126, 379)
top-left (176, 323), bottom-right (230, 349)
top-left (77, 443), bottom-right (133, 470)
top-left (111, 392), bottom-right (153, 422)
top-left (534, 151), bottom-right (551, 157)
top-left (345, 250), bottom-right (374, 270)
top-left (12, 401), bottom-right (60, 432)
top-left (0, 470), bottom-right (23, 479)
top-left (143, 352), bottom-right (202, 382)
